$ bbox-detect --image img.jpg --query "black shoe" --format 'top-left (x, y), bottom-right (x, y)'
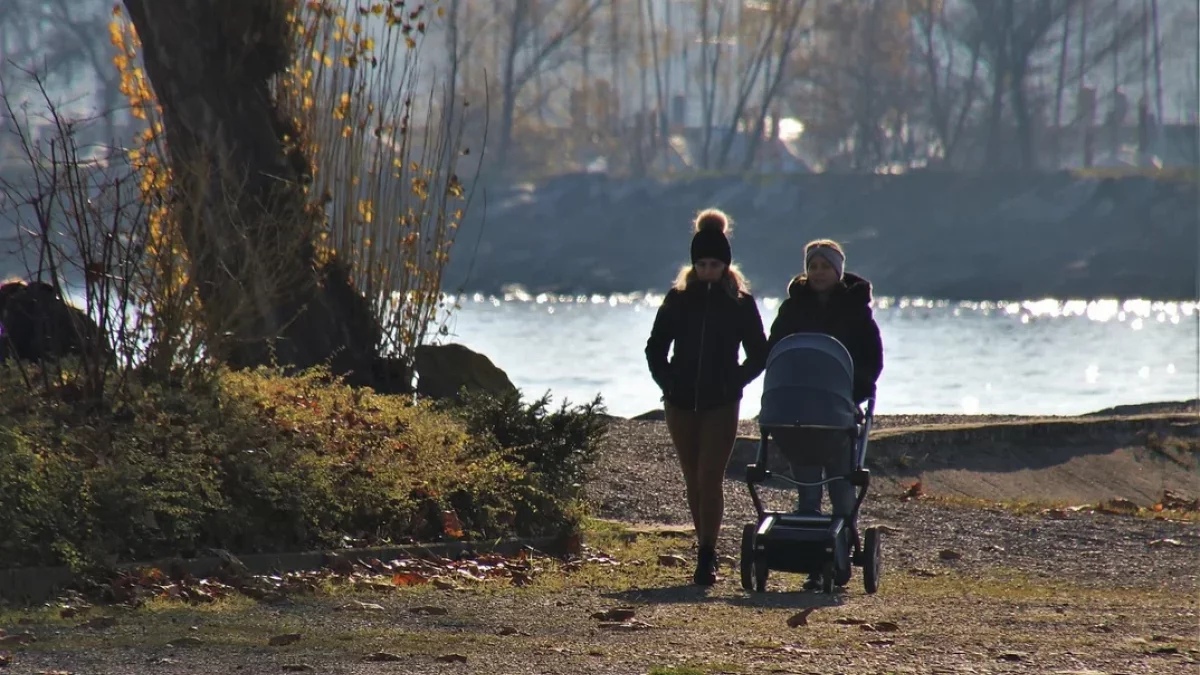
top-left (693, 546), bottom-right (717, 586)
top-left (802, 573), bottom-right (822, 591)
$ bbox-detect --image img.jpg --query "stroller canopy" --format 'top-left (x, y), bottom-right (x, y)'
top-left (759, 333), bottom-right (857, 430)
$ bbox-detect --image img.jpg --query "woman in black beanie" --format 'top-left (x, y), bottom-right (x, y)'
top-left (645, 208), bottom-right (769, 586)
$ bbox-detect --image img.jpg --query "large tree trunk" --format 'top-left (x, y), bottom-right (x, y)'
top-left (122, 0), bottom-right (379, 376)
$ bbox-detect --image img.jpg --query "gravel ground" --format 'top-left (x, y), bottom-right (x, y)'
top-left (585, 415), bottom-right (1200, 589)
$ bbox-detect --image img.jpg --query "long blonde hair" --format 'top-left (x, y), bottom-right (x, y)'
top-left (672, 208), bottom-right (751, 297)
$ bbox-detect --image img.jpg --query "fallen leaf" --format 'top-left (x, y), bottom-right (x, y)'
top-left (786, 608), bottom-right (816, 627)
top-left (409, 605), bottom-right (447, 616)
top-left (717, 555), bottom-right (737, 568)
top-left (441, 510), bottom-right (464, 538)
top-left (336, 601), bottom-right (385, 612)
top-left (497, 626), bottom-right (521, 636)
top-left (591, 607), bottom-right (636, 622)
top-left (281, 665), bottom-right (314, 672)
top-left (937, 549), bottom-right (963, 561)
top-left (834, 618), bottom-right (869, 625)
top-left (1100, 497), bottom-right (1139, 512)
top-left (58, 608), bottom-right (78, 619)
top-left (657, 554), bottom-right (688, 567)
top-left (599, 620), bottom-right (655, 631)
top-left (435, 653), bottom-right (468, 663)
top-left (78, 616), bottom-right (117, 630)
top-left (1045, 508), bottom-right (1071, 520)
top-left (865, 639), bottom-right (894, 647)
top-left (901, 481), bottom-right (924, 501)
top-left (998, 651), bottom-right (1027, 661)
top-left (1150, 645), bottom-right (1180, 654)
top-left (268, 633), bottom-right (302, 647)
top-left (363, 652), bottom-right (403, 662)
top-left (431, 577), bottom-right (458, 591)
top-left (861, 621), bottom-right (900, 632)
top-left (167, 636), bottom-right (203, 647)
top-left (392, 571), bottom-right (426, 586)
top-left (0, 651), bottom-right (8, 667)
top-left (874, 525), bottom-right (903, 534)
top-left (1148, 538), bottom-right (1185, 548)
top-left (908, 567), bottom-right (939, 578)
top-left (1160, 489), bottom-right (1200, 511)
top-left (0, 634), bottom-right (33, 647)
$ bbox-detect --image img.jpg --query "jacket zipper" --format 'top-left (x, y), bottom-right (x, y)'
top-left (694, 283), bottom-right (711, 410)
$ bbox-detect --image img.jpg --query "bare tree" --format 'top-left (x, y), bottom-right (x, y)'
top-left (495, 0), bottom-right (605, 168)
top-left (805, 0), bottom-right (919, 171)
top-left (910, 0), bottom-right (984, 167)
top-left (735, 0), bottom-right (810, 171)
top-left (964, 0), bottom-right (1076, 169)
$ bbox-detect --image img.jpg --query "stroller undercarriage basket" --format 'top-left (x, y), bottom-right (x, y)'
top-left (739, 333), bottom-right (883, 595)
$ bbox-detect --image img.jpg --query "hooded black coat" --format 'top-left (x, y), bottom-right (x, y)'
top-left (766, 272), bottom-right (884, 403)
top-left (645, 283), bottom-right (769, 412)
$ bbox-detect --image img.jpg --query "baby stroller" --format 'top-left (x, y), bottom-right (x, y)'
top-left (739, 333), bottom-right (882, 595)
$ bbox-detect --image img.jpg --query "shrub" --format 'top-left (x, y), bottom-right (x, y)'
top-left (0, 367), bottom-right (608, 570)
top-left (451, 389), bottom-right (610, 501)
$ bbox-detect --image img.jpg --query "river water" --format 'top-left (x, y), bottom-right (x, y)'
top-left (439, 292), bottom-right (1198, 419)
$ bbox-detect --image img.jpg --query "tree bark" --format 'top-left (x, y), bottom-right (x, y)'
top-left (121, 0), bottom-right (379, 376)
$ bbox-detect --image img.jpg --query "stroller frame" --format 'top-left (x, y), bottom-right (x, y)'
top-left (739, 333), bottom-right (884, 595)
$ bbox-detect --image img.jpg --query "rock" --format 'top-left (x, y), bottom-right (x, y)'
top-left (167, 636), bottom-right (204, 647)
top-left (78, 616), bottom-right (117, 630)
top-left (268, 633), bottom-right (302, 646)
top-left (413, 343), bottom-right (517, 401)
top-left (0, 280), bottom-right (110, 364)
top-left (590, 607), bottom-right (637, 622)
top-left (363, 652), bottom-right (403, 662)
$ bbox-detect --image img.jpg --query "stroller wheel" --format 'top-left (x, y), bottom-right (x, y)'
top-left (863, 526), bottom-right (883, 595)
top-left (739, 524), bottom-right (756, 592)
top-left (754, 553), bottom-right (769, 592)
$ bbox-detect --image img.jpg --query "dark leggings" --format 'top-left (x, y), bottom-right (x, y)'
top-left (664, 401), bottom-right (740, 549)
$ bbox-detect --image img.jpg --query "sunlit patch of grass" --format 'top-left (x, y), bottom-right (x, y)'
top-left (925, 493), bottom-right (1200, 523)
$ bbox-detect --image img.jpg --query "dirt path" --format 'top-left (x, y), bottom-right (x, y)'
top-left (3, 519), bottom-right (1196, 675)
top-left (3, 410), bottom-right (1198, 674)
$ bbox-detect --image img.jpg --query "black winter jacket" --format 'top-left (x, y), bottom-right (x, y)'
top-left (645, 283), bottom-right (769, 411)
top-left (766, 272), bottom-right (884, 402)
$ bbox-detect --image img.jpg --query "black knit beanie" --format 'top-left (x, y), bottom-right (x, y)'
top-left (690, 228), bottom-right (732, 265)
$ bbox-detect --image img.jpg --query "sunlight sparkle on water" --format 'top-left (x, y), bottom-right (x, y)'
top-left (961, 396), bottom-right (981, 414)
top-left (451, 293), bottom-right (1195, 328)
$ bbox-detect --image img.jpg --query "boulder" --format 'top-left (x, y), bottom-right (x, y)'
top-left (0, 280), bottom-right (109, 364)
top-left (413, 343), bottom-right (516, 401)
